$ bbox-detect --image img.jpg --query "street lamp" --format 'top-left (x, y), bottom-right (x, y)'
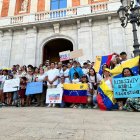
top-left (117, 0), bottom-right (140, 57)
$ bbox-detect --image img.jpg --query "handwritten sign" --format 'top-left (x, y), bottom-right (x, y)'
top-left (46, 88), bottom-right (63, 103)
top-left (113, 75), bottom-right (140, 98)
top-left (3, 78), bottom-right (20, 92)
top-left (59, 50), bottom-right (70, 62)
top-left (26, 82), bottom-right (43, 95)
top-left (70, 49), bottom-right (83, 59)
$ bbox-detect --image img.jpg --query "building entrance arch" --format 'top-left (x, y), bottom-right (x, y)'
top-left (43, 38), bottom-right (73, 63)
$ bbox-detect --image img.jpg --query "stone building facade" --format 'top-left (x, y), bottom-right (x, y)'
top-left (0, 0), bottom-right (140, 68)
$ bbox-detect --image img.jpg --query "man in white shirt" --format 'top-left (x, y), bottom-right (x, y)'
top-left (59, 65), bottom-right (70, 83)
top-left (45, 62), bottom-right (59, 88)
top-left (82, 62), bottom-right (89, 75)
top-left (45, 62), bottom-right (60, 107)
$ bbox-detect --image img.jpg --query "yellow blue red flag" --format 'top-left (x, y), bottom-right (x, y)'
top-left (97, 80), bottom-right (116, 110)
top-left (63, 83), bottom-right (88, 103)
top-left (94, 54), bottom-right (113, 75)
top-left (106, 56), bottom-right (140, 78)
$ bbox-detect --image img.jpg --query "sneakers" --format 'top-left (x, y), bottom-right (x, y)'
top-left (52, 104), bottom-right (56, 108)
top-left (47, 104), bottom-right (52, 107)
top-left (47, 104), bottom-right (56, 108)
top-left (93, 105), bottom-right (98, 109)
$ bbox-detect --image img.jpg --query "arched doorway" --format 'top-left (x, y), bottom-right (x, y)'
top-left (43, 38), bottom-right (73, 63)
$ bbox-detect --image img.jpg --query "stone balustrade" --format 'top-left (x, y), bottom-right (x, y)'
top-left (35, 7), bottom-right (77, 21)
top-left (91, 2), bottom-right (108, 12)
top-left (11, 16), bottom-right (23, 24)
top-left (0, 1), bottom-right (121, 28)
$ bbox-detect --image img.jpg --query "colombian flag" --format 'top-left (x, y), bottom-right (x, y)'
top-left (106, 56), bottom-right (140, 78)
top-left (97, 80), bottom-right (116, 110)
top-left (63, 84), bottom-right (88, 103)
top-left (94, 54), bottom-right (113, 75)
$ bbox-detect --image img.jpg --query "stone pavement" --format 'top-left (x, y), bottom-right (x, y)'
top-left (0, 107), bottom-right (140, 140)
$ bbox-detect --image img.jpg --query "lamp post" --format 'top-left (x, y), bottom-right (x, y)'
top-left (117, 0), bottom-right (140, 57)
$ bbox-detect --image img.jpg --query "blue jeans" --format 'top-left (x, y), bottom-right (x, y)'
top-left (93, 95), bottom-right (97, 105)
top-left (13, 91), bottom-right (19, 101)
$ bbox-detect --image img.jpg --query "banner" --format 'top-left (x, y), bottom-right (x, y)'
top-left (113, 75), bottom-right (140, 98)
top-left (26, 82), bottom-right (43, 95)
top-left (46, 88), bottom-right (63, 103)
top-left (59, 50), bottom-right (70, 61)
top-left (3, 78), bottom-right (20, 92)
top-left (70, 49), bottom-right (83, 59)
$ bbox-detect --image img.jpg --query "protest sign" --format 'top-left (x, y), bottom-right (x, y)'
top-left (46, 88), bottom-right (63, 104)
top-left (3, 78), bottom-right (20, 92)
top-left (26, 82), bottom-right (43, 95)
top-left (113, 75), bottom-right (140, 98)
top-left (70, 49), bottom-right (83, 59)
top-left (59, 50), bottom-right (70, 61)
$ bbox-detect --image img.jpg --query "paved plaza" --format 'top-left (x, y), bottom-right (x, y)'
top-left (0, 107), bottom-right (140, 140)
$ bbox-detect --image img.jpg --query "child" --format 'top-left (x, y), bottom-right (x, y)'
top-left (18, 77), bottom-right (27, 107)
top-left (72, 72), bottom-right (80, 84)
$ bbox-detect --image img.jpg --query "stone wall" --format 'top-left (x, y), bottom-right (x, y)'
top-left (0, 15), bottom-right (140, 68)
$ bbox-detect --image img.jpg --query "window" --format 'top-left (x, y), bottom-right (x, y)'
top-left (50, 0), bottom-right (67, 18)
top-left (50, 0), bottom-right (67, 10)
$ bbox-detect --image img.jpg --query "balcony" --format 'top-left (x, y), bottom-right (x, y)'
top-left (0, 1), bottom-right (121, 30)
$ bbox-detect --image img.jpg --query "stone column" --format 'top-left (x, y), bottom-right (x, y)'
top-left (30, 0), bottom-right (38, 13)
top-left (8, 0), bottom-right (17, 16)
top-left (67, 0), bottom-right (72, 8)
top-left (45, 0), bottom-right (50, 11)
top-left (0, 0), bottom-right (3, 17)
top-left (108, 16), bottom-right (112, 53)
top-left (0, 30), bottom-right (13, 67)
top-left (77, 19), bottom-right (93, 62)
top-left (80, 0), bottom-right (88, 5)
top-left (24, 26), bottom-right (38, 66)
top-left (8, 29), bottom-right (14, 67)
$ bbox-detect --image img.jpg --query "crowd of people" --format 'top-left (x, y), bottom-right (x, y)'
top-left (0, 52), bottom-right (140, 112)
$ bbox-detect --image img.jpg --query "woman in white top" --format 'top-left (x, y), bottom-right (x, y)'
top-left (103, 70), bottom-right (113, 91)
top-left (88, 68), bottom-right (102, 90)
top-left (35, 68), bottom-right (46, 107)
top-left (88, 68), bottom-right (102, 108)
top-left (0, 70), bottom-right (9, 105)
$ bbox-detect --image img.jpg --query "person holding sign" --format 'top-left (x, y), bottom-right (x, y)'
top-left (116, 68), bottom-right (134, 110)
top-left (6, 74), bottom-right (14, 106)
top-left (35, 68), bottom-right (46, 107)
top-left (26, 69), bottom-right (34, 106)
top-left (45, 62), bottom-right (59, 107)
top-left (122, 68), bottom-right (140, 112)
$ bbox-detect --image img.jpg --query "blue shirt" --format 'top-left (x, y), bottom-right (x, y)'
top-left (69, 67), bottom-right (83, 81)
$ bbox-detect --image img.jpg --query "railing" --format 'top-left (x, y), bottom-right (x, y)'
top-left (35, 7), bottom-right (77, 21)
top-left (0, 1), bottom-right (121, 28)
top-left (91, 2), bottom-right (108, 13)
top-left (10, 16), bottom-right (23, 24)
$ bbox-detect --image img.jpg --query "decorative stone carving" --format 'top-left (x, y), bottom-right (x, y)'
top-left (53, 23), bottom-right (60, 33)
top-left (88, 19), bottom-right (92, 27)
top-left (20, 0), bottom-right (28, 12)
